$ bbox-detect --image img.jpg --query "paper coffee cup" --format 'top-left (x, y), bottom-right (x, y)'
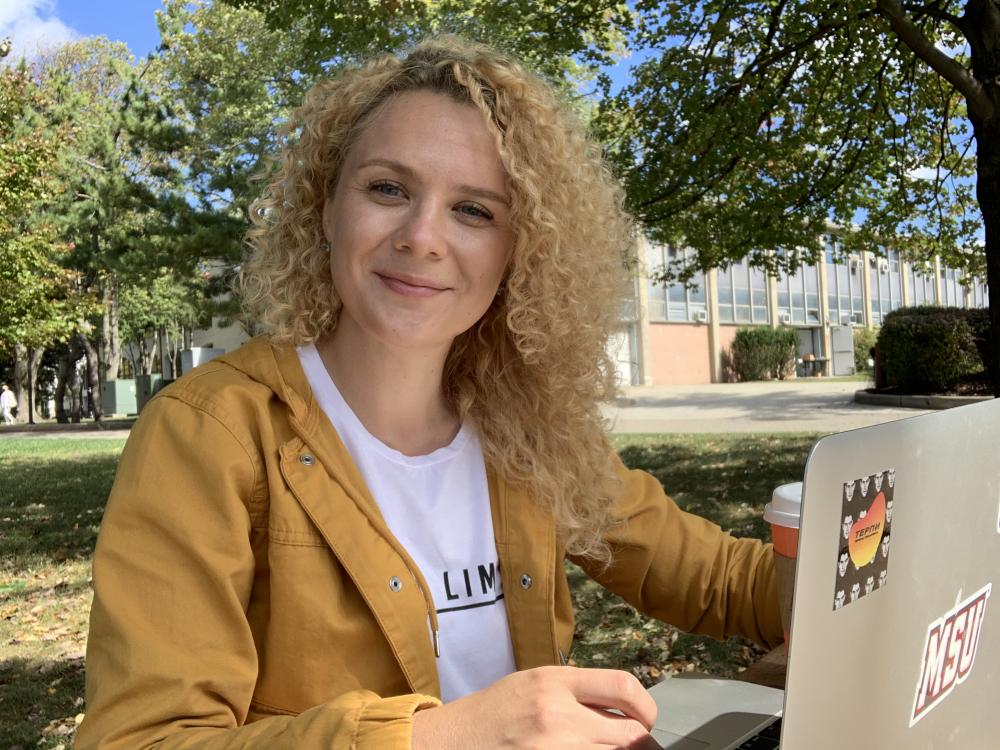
top-left (763, 482), bottom-right (802, 642)
top-left (764, 482), bottom-right (802, 557)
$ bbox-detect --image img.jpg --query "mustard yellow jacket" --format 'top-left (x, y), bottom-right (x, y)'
top-left (77, 336), bottom-right (782, 750)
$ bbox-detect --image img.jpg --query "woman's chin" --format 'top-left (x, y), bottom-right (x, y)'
top-left (367, 320), bottom-right (458, 354)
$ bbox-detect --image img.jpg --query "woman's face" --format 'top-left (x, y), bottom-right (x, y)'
top-left (322, 90), bottom-right (513, 354)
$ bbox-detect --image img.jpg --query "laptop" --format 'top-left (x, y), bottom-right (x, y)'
top-left (647, 396), bottom-right (1000, 749)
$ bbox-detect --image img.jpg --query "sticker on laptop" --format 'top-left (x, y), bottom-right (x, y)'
top-left (832, 469), bottom-right (894, 611)
top-left (911, 583), bottom-right (991, 726)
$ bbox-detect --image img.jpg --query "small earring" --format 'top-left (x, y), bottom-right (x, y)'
top-left (320, 240), bottom-right (331, 252)
top-left (495, 283), bottom-right (505, 298)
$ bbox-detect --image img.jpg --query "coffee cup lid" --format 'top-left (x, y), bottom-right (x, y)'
top-left (763, 481), bottom-right (802, 529)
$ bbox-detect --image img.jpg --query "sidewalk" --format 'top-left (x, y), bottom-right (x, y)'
top-left (1, 380), bottom-right (936, 439)
top-left (602, 379), bottom-right (931, 434)
top-left (0, 419), bottom-right (135, 440)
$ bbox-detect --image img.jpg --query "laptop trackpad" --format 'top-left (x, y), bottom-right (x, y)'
top-left (650, 728), bottom-right (710, 749)
top-left (647, 675), bottom-right (783, 748)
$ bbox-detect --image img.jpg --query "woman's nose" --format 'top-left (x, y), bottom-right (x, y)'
top-left (393, 202), bottom-right (447, 258)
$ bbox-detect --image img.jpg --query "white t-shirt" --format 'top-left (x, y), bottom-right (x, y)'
top-left (297, 345), bottom-right (517, 702)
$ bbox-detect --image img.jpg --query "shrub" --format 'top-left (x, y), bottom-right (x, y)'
top-left (729, 326), bottom-right (798, 381)
top-left (853, 327), bottom-right (878, 373)
top-left (963, 308), bottom-right (992, 379)
top-left (877, 306), bottom-right (987, 392)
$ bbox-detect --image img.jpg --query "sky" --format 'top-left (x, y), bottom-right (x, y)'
top-left (0, 0), bottom-right (164, 62)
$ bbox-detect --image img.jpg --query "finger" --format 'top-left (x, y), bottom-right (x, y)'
top-left (569, 706), bottom-right (655, 749)
top-left (561, 667), bottom-right (658, 730)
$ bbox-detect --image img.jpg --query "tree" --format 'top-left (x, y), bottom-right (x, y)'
top-left (0, 63), bottom-right (96, 421)
top-left (220, 0), bottom-right (632, 88)
top-left (33, 38), bottom-right (202, 399)
top-left (602, 1), bottom-right (1000, 392)
top-left (154, 1), bottom-right (311, 261)
top-left (118, 269), bottom-right (206, 376)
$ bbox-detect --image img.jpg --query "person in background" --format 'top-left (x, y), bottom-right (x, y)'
top-left (77, 36), bottom-right (783, 750)
top-left (0, 384), bottom-right (16, 424)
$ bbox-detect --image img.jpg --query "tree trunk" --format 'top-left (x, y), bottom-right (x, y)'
top-left (976, 121), bottom-right (1000, 396)
top-left (139, 334), bottom-right (157, 375)
top-left (12, 343), bottom-right (28, 423)
top-left (29, 347), bottom-right (43, 421)
top-left (966, 0), bottom-right (1000, 395)
top-left (55, 353), bottom-right (70, 424)
top-left (55, 340), bottom-right (85, 423)
top-left (76, 330), bottom-right (104, 425)
top-left (162, 326), bottom-right (180, 379)
top-left (101, 276), bottom-right (122, 382)
top-left (11, 344), bottom-right (46, 422)
top-left (69, 358), bottom-right (83, 423)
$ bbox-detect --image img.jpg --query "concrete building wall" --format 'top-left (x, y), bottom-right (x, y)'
top-left (191, 316), bottom-right (253, 354)
top-left (717, 325), bottom-right (741, 381)
top-left (647, 322), bottom-right (712, 385)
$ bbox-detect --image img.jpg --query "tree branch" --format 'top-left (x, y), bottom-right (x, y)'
top-left (901, 1), bottom-right (963, 26)
top-left (876, 0), bottom-right (992, 121)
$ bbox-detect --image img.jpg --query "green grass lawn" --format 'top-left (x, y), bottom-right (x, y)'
top-left (0, 432), bottom-right (822, 748)
top-left (0, 439), bottom-right (125, 750)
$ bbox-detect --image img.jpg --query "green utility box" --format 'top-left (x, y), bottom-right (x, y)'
top-left (101, 379), bottom-right (137, 416)
top-left (136, 373), bottom-right (164, 413)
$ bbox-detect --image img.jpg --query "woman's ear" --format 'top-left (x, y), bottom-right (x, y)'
top-left (320, 198), bottom-right (335, 250)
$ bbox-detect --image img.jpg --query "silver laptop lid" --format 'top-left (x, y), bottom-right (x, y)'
top-left (783, 397), bottom-right (1000, 749)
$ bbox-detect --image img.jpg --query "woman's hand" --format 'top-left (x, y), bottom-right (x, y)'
top-left (410, 666), bottom-right (659, 749)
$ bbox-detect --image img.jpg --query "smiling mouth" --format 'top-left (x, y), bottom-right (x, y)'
top-left (376, 273), bottom-right (448, 297)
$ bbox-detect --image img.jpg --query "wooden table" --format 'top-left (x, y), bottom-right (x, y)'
top-left (736, 643), bottom-right (787, 690)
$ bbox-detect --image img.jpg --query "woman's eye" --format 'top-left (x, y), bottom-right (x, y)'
top-left (369, 180), bottom-right (404, 198)
top-left (457, 203), bottom-right (493, 221)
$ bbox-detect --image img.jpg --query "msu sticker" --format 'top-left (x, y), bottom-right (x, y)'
top-left (911, 583), bottom-right (991, 726)
top-left (832, 469), bottom-right (894, 611)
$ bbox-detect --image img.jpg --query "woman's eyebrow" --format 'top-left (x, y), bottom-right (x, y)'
top-left (357, 157), bottom-right (509, 206)
top-left (458, 184), bottom-right (509, 206)
top-left (357, 157), bottom-right (415, 176)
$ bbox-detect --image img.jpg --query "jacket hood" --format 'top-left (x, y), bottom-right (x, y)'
top-left (216, 335), bottom-right (315, 426)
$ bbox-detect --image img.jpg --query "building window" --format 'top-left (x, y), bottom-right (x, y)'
top-left (869, 249), bottom-right (903, 326)
top-left (717, 257), bottom-right (769, 324)
top-left (909, 263), bottom-right (937, 306)
top-left (776, 249), bottom-right (820, 325)
top-left (825, 237), bottom-right (865, 326)
top-left (646, 243), bottom-right (709, 323)
top-left (940, 266), bottom-right (964, 307)
top-left (971, 277), bottom-right (988, 308)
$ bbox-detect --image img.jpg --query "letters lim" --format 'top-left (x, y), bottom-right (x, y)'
top-left (443, 562), bottom-right (500, 602)
top-left (910, 583), bottom-right (991, 726)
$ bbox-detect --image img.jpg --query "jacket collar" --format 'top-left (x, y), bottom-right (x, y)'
top-left (218, 336), bottom-right (380, 514)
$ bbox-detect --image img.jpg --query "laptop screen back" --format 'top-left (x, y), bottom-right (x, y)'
top-left (781, 397), bottom-right (1000, 749)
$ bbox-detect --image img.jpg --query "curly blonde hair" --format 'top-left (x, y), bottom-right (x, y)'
top-left (240, 36), bottom-right (634, 561)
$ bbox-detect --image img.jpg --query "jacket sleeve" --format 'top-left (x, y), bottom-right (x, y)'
top-left (76, 394), bottom-right (440, 750)
top-left (570, 450), bottom-right (783, 649)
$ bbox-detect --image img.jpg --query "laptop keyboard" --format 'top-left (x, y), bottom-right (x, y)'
top-left (733, 716), bottom-right (782, 749)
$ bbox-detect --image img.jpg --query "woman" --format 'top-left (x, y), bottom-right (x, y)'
top-left (78, 36), bottom-right (782, 750)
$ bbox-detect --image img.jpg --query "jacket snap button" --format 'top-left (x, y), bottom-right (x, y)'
top-left (520, 573), bottom-right (532, 590)
top-left (388, 576), bottom-right (403, 592)
top-left (299, 453), bottom-right (316, 466)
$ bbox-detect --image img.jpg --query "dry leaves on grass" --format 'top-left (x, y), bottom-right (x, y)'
top-left (567, 562), bottom-right (768, 688)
